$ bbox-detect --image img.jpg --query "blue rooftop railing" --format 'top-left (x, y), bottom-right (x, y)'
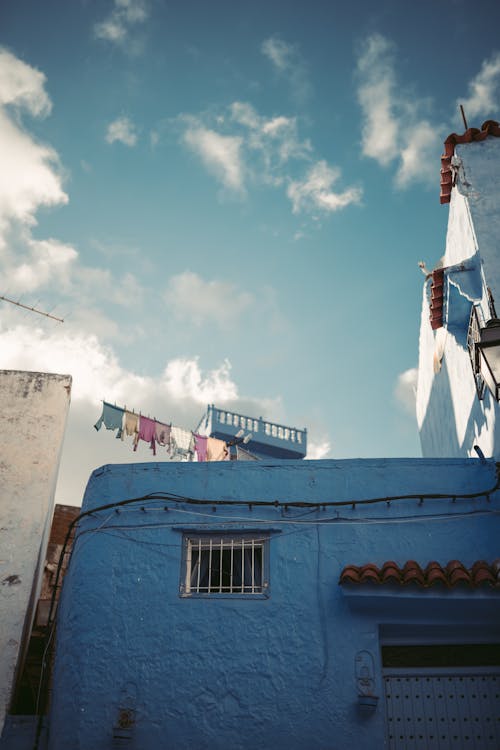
top-left (205, 404), bottom-right (307, 458)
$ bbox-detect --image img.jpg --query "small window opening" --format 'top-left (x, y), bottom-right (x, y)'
top-left (183, 535), bottom-right (268, 595)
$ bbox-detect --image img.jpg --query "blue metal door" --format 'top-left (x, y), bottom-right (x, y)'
top-left (384, 670), bottom-right (500, 749)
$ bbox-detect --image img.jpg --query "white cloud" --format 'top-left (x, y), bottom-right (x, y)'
top-left (164, 271), bottom-right (253, 328)
top-left (262, 36), bottom-right (292, 72)
top-left (230, 102), bottom-right (311, 166)
top-left (0, 112), bottom-right (68, 236)
top-left (8, 237), bottom-right (77, 294)
top-left (0, 49), bottom-right (67, 239)
top-left (306, 439), bottom-right (331, 460)
top-left (0, 48), bottom-right (51, 116)
top-left (180, 104), bottom-right (361, 219)
top-left (0, 322), bottom-right (243, 411)
top-left (261, 35), bottom-right (311, 103)
top-left (163, 357), bottom-right (238, 404)
top-left (94, 0), bottom-right (149, 47)
top-left (74, 266), bottom-right (144, 307)
top-left (116, 0), bottom-right (148, 24)
top-left (356, 33), bottom-right (443, 189)
top-left (230, 101), bottom-right (261, 130)
top-left (394, 367), bottom-right (418, 415)
top-left (458, 52), bottom-right (500, 120)
top-left (287, 160), bottom-right (362, 214)
top-left (357, 34), bottom-right (398, 166)
top-left (106, 116), bottom-right (138, 146)
top-left (183, 126), bottom-right (245, 192)
top-left (396, 120), bottom-right (441, 188)
top-left (0, 51), bottom-right (72, 297)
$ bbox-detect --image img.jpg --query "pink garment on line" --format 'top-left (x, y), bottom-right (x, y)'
top-left (134, 415), bottom-right (156, 455)
top-left (194, 434), bottom-right (208, 462)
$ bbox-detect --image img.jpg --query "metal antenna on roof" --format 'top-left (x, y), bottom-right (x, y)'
top-left (459, 104), bottom-right (468, 131)
top-left (0, 294), bottom-right (64, 323)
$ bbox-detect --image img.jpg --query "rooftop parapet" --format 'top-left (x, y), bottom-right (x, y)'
top-left (202, 404), bottom-right (307, 459)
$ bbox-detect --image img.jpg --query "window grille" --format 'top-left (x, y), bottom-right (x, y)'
top-left (182, 535), bottom-right (268, 595)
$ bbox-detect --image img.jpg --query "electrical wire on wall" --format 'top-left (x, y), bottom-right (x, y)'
top-left (45, 461), bottom-right (500, 636)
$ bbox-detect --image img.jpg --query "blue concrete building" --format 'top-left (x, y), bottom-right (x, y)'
top-left (47, 457), bottom-right (500, 750)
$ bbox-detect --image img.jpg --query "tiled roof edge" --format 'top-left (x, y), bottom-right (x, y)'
top-left (339, 559), bottom-right (500, 588)
top-left (440, 119), bottom-right (500, 204)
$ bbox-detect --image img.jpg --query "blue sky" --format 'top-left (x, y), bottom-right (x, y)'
top-left (1, 0), bottom-right (500, 503)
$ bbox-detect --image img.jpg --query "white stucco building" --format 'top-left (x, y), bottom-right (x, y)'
top-left (417, 120), bottom-right (500, 459)
top-left (0, 370), bottom-right (71, 732)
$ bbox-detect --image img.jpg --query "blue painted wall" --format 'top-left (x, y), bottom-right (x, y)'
top-left (49, 459), bottom-right (500, 750)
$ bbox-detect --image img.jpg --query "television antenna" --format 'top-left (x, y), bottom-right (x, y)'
top-left (0, 294), bottom-right (64, 323)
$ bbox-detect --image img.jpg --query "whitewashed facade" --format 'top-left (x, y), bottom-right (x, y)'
top-left (417, 133), bottom-right (500, 458)
top-left (0, 370), bottom-right (71, 731)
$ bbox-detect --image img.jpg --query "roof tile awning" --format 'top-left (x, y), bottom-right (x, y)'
top-left (440, 119), bottom-right (500, 204)
top-left (339, 560), bottom-right (500, 588)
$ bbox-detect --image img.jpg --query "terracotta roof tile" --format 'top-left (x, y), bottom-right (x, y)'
top-left (402, 561), bottom-right (425, 586)
top-left (339, 560), bottom-right (500, 589)
top-left (440, 119), bottom-right (500, 204)
top-left (429, 268), bottom-right (445, 330)
top-left (380, 561), bottom-right (401, 585)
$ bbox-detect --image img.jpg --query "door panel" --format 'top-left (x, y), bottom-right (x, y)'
top-left (384, 672), bottom-right (500, 749)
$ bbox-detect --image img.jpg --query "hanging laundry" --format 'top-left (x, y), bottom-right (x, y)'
top-left (207, 437), bottom-right (228, 461)
top-left (194, 434), bottom-right (208, 462)
top-left (170, 426), bottom-right (194, 460)
top-left (134, 415), bottom-right (157, 455)
top-left (94, 403), bottom-right (124, 438)
top-left (122, 410), bottom-right (139, 442)
top-left (155, 421), bottom-right (171, 449)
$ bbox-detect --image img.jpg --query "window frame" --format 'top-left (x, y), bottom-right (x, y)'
top-left (467, 305), bottom-right (486, 400)
top-left (180, 532), bottom-right (270, 599)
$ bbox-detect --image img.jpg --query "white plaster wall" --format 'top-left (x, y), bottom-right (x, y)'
top-left (442, 189), bottom-right (477, 268)
top-left (454, 138), bottom-right (500, 299)
top-left (0, 370), bottom-right (71, 730)
top-left (416, 137), bottom-right (500, 459)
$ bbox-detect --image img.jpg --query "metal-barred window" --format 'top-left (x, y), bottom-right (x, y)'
top-left (182, 534), bottom-right (268, 596)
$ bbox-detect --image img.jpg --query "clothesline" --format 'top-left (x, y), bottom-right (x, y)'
top-left (94, 400), bottom-right (229, 462)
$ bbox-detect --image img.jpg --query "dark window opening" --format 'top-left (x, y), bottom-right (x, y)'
top-left (382, 644), bottom-right (500, 669)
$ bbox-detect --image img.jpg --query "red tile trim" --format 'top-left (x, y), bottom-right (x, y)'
top-left (440, 119), bottom-right (500, 204)
top-left (429, 268), bottom-right (445, 330)
top-left (339, 559), bottom-right (500, 588)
